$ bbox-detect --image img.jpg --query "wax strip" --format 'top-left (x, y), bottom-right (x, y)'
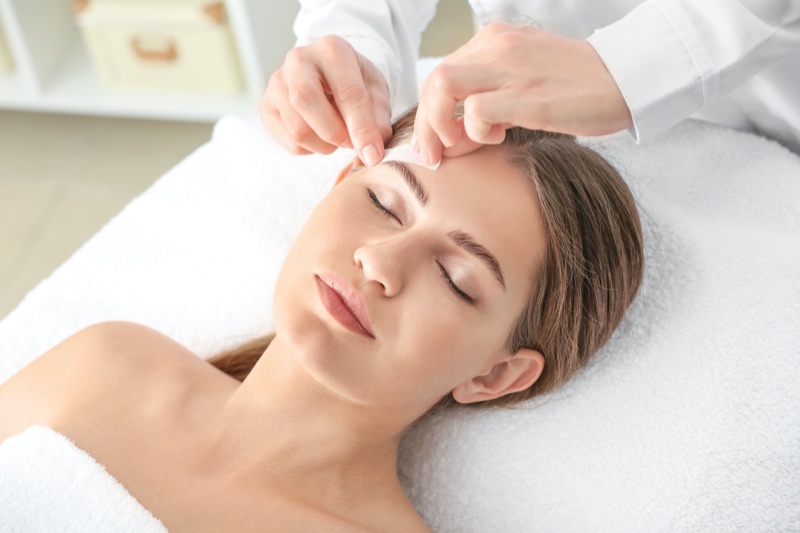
top-left (381, 144), bottom-right (441, 171)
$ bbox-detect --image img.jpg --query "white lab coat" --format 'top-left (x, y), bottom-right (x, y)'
top-left (294, 0), bottom-right (800, 153)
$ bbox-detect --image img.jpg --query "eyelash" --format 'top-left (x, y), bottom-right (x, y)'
top-left (437, 263), bottom-right (475, 304)
top-left (368, 188), bottom-right (399, 223)
top-left (367, 188), bottom-right (474, 304)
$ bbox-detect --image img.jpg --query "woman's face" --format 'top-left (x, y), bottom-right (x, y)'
top-left (273, 144), bottom-right (546, 415)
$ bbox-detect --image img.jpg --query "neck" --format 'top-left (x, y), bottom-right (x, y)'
top-left (202, 335), bottom-right (416, 506)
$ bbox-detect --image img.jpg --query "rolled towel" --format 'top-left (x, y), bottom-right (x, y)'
top-left (0, 426), bottom-right (166, 533)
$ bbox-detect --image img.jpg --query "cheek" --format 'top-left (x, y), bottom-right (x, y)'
top-left (405, 298), bottom-right (525, 386)
top-left (276, 193), bottom-right (361, 279)
top-left (300, 189), bottom-right (372, 254)
top-left (272, 188), bottom-right (371, 350)
top-left (392, 307), bottom-right (500, 386)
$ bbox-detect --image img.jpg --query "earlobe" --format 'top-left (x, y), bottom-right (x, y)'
top-left (333, 156), bottom-right (363, 186)
top-left (452, 348), bottom-right (545, 404)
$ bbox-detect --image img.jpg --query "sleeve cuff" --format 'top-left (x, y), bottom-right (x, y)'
top-left (587, 0), bottom-right (706, 143)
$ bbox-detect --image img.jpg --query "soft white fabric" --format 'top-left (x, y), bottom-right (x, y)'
top-left (0, 111), bottom-right (799, 531)
top-left (0, 426), bottom-right (166, 533)
top-left (0, 120), bottom-right (343, 370)
top-left (294, 0), bottom-right (800, 152)
top-left (294, 0), bottom-right (438, 118)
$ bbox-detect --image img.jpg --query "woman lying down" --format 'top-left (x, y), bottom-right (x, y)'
top-left (0, 106), bottom-right (643, 532)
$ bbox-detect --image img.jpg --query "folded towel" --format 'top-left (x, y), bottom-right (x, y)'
top-left (0, 113), bottom-right (798, 532)
top-left (0, 426), bottom-right (166, 533)
top-left (399, 121), bottom-right (800, 532)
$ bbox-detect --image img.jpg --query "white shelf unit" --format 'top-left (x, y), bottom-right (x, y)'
top-left (0, 0), bottom-right (299, 122)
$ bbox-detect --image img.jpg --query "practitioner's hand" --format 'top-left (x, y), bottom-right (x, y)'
top-left (413, 22), bottom-right (633, 164)
top-left (260, 35), bottom-right (392, 166)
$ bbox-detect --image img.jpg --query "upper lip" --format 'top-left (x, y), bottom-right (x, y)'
top-left (316, 273), bottom-right (375, 338)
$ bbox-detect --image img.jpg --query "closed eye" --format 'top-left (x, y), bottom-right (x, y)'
top-left (368, 188), bottom-right (401, 224)
top-left (438, 263), bottom-right (474, 304)
top-left (368, 187), bottom-right (473, 305)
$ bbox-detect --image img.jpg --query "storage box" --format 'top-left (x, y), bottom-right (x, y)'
top-left (0, 17), bottom-right (13, 77)
top-left (74, 0), bottom-right (244, 94)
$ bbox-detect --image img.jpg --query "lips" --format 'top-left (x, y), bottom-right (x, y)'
top-left (315, 274), bottom-right (375, 339)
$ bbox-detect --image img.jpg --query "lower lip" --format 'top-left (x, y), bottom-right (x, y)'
top-left (315, 276), bottom-right (374, 339)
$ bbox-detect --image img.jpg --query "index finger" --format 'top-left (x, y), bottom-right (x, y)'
top-left (320, 57), bottom-right (385, 166)
top-left (284, 67), bottom-right (353, 149)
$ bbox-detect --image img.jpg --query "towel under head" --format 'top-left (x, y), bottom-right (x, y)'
top-left (0, 115), bottom-right (798, 532)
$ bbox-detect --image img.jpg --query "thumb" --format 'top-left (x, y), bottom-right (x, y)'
top-left (441, 122), bottom-right (506, 158)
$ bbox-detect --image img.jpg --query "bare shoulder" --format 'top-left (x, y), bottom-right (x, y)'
top-left (0, 321), bottom-right (214, 442)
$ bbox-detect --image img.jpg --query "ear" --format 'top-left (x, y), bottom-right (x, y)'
top-left (333, 156), bottom-right (363, 186)
top-left (451, 348), bottom-right (545, 404)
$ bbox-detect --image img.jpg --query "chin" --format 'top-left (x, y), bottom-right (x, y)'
top-left (272, 269), bottom-right (381, 405)
top-left (278, 311), bottom-right (381, 405)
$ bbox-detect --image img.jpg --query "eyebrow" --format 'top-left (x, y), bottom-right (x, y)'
top-left (385, 160), bottom-right (428, 207)
top-left (448, 230), bottom-right (507, 290)
top-left (382, 160), bottom-right (506, 291)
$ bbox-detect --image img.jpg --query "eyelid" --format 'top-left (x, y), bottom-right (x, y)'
top-left (367, 178), bottom-right (415, 224)
top-left (367, 185), bottom-right (474, 305)
top-left (367, 188), bottom-right (401, 224)
top-left (437, 262), bottom-right (475, 304)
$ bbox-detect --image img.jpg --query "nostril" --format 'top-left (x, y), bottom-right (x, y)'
top-left (354, 245), bottom-right (394, 294)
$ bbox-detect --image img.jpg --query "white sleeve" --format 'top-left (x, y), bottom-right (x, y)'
top-left (587, 0), bottom-right (800, 142)
top-left (293, 0), bottom-right (440, 117)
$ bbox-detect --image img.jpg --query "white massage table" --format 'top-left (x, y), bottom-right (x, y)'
top-left (1, 75), bottom-right (799, 531)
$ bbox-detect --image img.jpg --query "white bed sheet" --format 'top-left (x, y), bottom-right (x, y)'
top-left (1, 113), bottom-right (799, 532)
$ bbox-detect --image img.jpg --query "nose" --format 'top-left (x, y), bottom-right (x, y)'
top-left (353, 233), bottom-right (422, 297)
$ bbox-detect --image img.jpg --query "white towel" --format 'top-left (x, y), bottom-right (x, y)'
top-left (0, 114), bottom-right (798, 532)
top-left (0, 426), bottom-right (166, 532)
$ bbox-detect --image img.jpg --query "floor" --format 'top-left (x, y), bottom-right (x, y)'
top-left (0, 110), bottom-right (213, 320)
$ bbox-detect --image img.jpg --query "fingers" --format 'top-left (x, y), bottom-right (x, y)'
top-left (413, 103), bottom-right (506, 164)
top-left (362, 55), bottom-right (393, 147)
top-left (462, 93), bottom-right (512, 143)
top-left (413, 65), bottom-right (467, 165)
top-left (280, 102), bottom-right (340, 155)
top-left (261, 51), bottom-right (342, 155)
top-left (415, 81), bottom-right (512, 162)
top-left (261, 76), bottom-right (312, 154)
top-left (414, 53), bottom-right (501, 164)
top-left (320, 47), bottom-right (387, 166)
top-left (439, 120), bottom-right (505, 159)
top-left (414, 66), bottom-right (463, 164)
top-left (440, 129), bottom-right (483, 158)
top-left (413, 97), bottom-right (444, 166)
top-left (259, 36), bottom-right (391, 163)
top-left (285, 63), bottom-right (351, 149)
top-left (424, 65), bottom-right (464, 148)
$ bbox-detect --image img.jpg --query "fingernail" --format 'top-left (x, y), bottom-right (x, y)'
top-left (410, 134), bottom-right (419, 151)
top-left (362, 144), bottom-right (380, 166)
top-left (420, 148), bottom-right (431, 166)
top-left (441, 133), bottom-right (453, 149)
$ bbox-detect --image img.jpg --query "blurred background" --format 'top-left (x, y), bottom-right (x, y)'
top-left (0, 0), bottom-right (473, 320)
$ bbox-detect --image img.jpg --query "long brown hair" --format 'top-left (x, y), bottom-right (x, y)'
top-left (209, 105), bottom-right (644, 409)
